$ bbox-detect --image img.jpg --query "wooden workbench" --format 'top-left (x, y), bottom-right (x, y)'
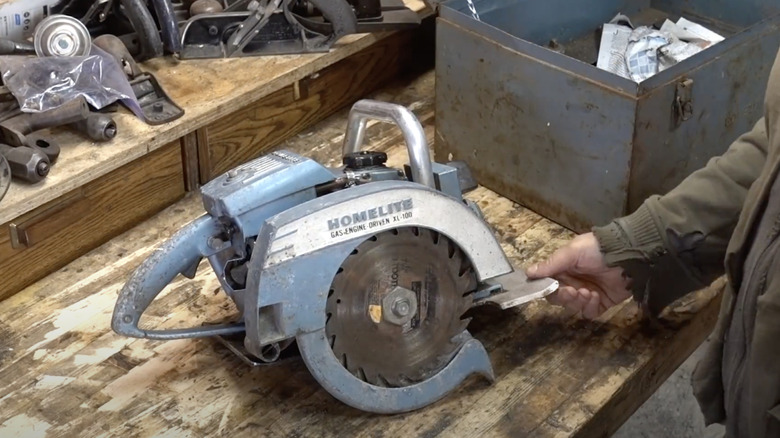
top-left (0, 71), bottom-right (721, 437)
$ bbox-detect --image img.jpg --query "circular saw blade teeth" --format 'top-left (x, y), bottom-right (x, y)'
top-left (325, 227), bottom-right (478, 388)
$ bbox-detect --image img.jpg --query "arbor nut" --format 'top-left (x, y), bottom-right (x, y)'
top-left (382, 286), bottom-right (418, 326)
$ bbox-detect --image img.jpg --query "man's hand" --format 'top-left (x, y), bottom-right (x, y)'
top-left (526, 233), bottom-right (632, 319)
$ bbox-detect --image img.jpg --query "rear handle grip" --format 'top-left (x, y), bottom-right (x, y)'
top-left (111, 215), bottom-right (245, 340)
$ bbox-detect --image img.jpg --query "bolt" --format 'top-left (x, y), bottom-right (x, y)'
top-left (36, 161), bottom-right (50, 177)
top-left (104, 125), bottom-right (117, 139)
top-left (153, 102), bottom-right (164, 113)
top-left (227, 169), bottom-right (239, 179)
top-left (208, 26), bottom-right (219, 36)
top-left (208, 236), bottom-right (227, 250)
top-left (392, 298), bottom-right (411, 317)
top-left (122, 314), bottom-right (132, 324)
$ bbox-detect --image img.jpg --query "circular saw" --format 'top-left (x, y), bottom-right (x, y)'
top-left (112, 99), bottom-right (559, 414)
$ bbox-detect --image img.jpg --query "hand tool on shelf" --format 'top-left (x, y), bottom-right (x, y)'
top-left (37, 0), bottom-right (420, 60)
top-left (72, 112), bottom-right (118, 141)
top-left (93, 34), bottom-right (184, 125)
top-left (179, 0), bottom-right (421, 59)
top-left (112, 99), bottom-right (559, 414)
top-left (0, 97), bottom-right (91, 160)
top-left (0, 144), bottom-right (51, 183)
top-left (0, 97), bottom-right (107, 186)
top-left (53, 0), bottom-right (164, 60)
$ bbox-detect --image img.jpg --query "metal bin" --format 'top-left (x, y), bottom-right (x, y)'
top-left (433, 0), bottom-right (780, 231)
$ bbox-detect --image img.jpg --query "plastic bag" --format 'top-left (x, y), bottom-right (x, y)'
top-left (0, 45), bottom-right (139, 114)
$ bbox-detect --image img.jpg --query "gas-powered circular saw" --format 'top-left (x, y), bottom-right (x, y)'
top-left (112, 100), bottom-right (558, 414)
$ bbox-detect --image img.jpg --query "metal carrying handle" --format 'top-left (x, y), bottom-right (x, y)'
top-left (111, 215), bottom-right (245, 340)
top-left (342, 99), bottom-right (436, 189)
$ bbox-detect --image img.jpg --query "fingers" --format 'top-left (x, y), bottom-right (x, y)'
top-left (526, 245), bottom-right (578, 279)
top-left (545, 287), bottom-right (603, 320)
top-left (546, 286), bottom-right (578, 306)
top-left (582, 289), bottom-right (601, 319)
top-left (527, 233), bottom-right (607, 280)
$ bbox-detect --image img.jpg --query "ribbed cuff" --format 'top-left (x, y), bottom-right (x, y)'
top-left (591, 202), bottom-right (674, 315)
top-left (592, 203), bottom-right (666, 264)
top-left (615, 203), bottom-right (665, 249)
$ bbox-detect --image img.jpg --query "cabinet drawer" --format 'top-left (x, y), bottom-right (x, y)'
top-left (0, 141), bottom-right (186, 300)
top-left (200, 22), bottom-right (434, 181)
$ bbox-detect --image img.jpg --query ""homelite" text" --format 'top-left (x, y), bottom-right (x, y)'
top-left (327, 198), bottom-right (414, 231)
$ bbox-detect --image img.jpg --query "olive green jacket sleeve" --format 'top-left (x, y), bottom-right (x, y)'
top-left (593, 118), bottom-right (769, 314)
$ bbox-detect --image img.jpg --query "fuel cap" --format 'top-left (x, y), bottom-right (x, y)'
top-left (343, 151), bottom-right (388, 169)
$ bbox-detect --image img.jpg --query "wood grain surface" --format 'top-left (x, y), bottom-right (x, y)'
top-left (0, 71), bottom-right (721, 438)
top-left (0, 141), bottom-right (186, 301)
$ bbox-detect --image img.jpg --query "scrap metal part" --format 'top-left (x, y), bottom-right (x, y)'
top-left (72, 113), bottom-right (118, 142)
top-left (0, 97), bottom-right (89, 149)
top-left (0, 97), bottom-right (93, 184)
top-left (0, 144), bottom-right (50, 184)
top-left (93, 34), bottom-right (185, 125)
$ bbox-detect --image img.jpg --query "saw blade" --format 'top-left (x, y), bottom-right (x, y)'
top-left (325, 227), bottom-right (477, 387)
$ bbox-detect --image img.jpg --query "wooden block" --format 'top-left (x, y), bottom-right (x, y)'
top-left (0, 141), bottom-right (186, 301)
top-left (180, 132), bottom-right (201, 192)
top-left (199, 20), bottom-right (435, 182)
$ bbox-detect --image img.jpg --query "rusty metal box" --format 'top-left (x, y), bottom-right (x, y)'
top-left (434, 0), bottom-right (780, 231)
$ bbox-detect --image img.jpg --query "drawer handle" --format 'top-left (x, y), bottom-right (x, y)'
top-left (9, 189), bottom-right (86, 249)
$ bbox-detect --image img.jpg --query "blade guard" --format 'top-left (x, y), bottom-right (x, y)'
top-left (111, 215), bottom-right (245, 340)
top-left (297, 329), bottom-right (495, 414)
top-left (241, 180), bottom-right (513, 413)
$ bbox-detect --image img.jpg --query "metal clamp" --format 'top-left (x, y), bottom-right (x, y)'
top-left (342, 99), bottom-right (435, 189)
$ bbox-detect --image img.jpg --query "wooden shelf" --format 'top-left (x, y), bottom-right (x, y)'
top-left (0, 0), bottom-right (429, 226)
